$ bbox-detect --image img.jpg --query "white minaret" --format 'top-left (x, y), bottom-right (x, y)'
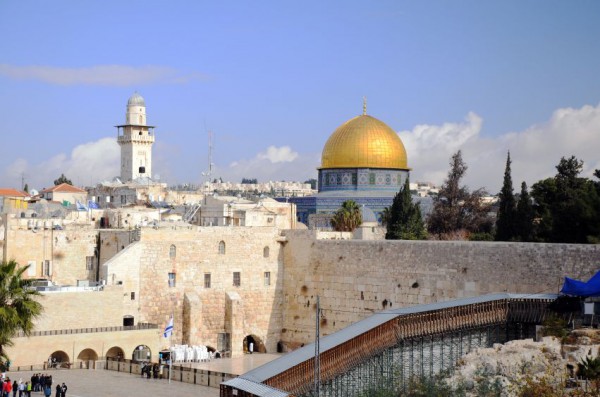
top-left (116, 93), bottom-right (156, 182)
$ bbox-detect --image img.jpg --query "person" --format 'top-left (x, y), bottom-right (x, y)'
top-left (59, 383), bottom-right (67, 397)
top-left (43, 385), bottom-right (51, 397)
top-left (17, 381), bottom-right (24, 397)
top-left (249, 341), bottom-right (254, 354)
top-left (3, 378), bottom-right (12, 397)
top-left (11, 380), bottom-right (16, 397)
top-left (54, 384), bottom-right (60, 397)
top-left (25, 382), bottom-right (30, 397)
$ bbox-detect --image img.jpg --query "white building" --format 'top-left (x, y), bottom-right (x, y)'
top-left (116, 93), bottom-right (156, 182)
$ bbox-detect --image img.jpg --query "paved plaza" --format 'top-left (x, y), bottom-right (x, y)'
top-left (5, 354), bottom-right (282, 397)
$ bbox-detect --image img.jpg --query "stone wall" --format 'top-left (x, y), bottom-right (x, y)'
top-left (280, 230), bottom-right (600, 347)
top-left (103, 225), bottom-right (285, 356)
top-left (34, 287), bottom-right (125, 330)
top-left (3, 218), bottom-right (98, 285)
top-left (6, 328), bottom-right (160, 367)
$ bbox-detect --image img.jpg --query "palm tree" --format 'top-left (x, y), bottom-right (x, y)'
top-left (0, 260), bottom-right (43, 365)
top-left (330, 200), bottom-right (362, 232)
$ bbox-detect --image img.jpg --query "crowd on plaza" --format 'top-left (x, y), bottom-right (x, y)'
top-left (1, 373), bottom-right (68, 397)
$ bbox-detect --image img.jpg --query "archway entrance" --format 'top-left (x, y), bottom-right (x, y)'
top-left (77, 348), bottom-right (98, 361)
top-left (132, 345), bottom-right (152, 362)
top-left (77, 348), bottom-right (98, 368)
top-left (243, 335), bottom-right (266, 354)
top-left (48, 350), bottom-right (70, 368)
top-left (106, 346), bottom-right (124, 360)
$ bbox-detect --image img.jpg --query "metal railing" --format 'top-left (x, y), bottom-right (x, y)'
top-left (15, 322), bottom-right (158, 338)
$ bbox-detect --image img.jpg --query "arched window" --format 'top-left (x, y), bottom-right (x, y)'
top-left (218, 241), bottom-right (226, 255)
top-left (263, 246), bottom-right (270, 258)
top-left (169, 245), bottom-right (176, 259)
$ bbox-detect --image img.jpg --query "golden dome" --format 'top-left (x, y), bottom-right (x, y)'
top-left (320, 115), bottom-right (408, 170)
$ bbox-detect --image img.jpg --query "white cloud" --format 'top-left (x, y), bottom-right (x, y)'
top-left (3, 138), bottom-right (120, 190)
top-left (256, 146), bottom-right (299, 163)
top-left (399, 104), bottom-right (600, 193)
top-left (221, 146), bottom-right (318, 183)
top-left (0, 64), bottom-right (206, 86)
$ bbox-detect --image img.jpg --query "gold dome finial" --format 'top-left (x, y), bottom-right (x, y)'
top-left (362, 96), bottom-right (367, 115)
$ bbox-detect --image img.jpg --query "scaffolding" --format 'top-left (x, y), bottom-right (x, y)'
top-left (310, 322), bottom-right (536, 397)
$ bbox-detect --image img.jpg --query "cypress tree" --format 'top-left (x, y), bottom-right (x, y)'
top-left (515, 181), bottom-right (534, 241)
top-left (495, 152), bottom-right (517, 241)
top-left (386, 178), bottom-right (426, 240)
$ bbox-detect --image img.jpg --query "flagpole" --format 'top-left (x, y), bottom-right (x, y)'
top-left (169, 313), bottom-right (173, 384)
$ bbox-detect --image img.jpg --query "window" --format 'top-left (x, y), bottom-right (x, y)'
top-left (264, 271), bottom-right (271, 286)
top-left (263, 246), bottom-right (270, 258)
top-left (27, 261), bottom-right (36, 277)
top-left (233, 272), bottom-right (241, 287)
top-left (218, 241), bottom-right (226, 255)
top-left (169, 245), bottom-right (176, 259)
top-left (131, 292), bottom-right (135, 300)
top-left (204, 273), bottom-right (211, 288)
top-left (86, 256), bottom-right (94, 271)
top-left (168, 272), bottom-right (176, 288)
top-left (43, 260), bottom-right (52, 276)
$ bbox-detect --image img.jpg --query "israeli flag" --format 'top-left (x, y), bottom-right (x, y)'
top-left (163, 316), bottom-right (173, 338)
top-left (76, 201), bottom-right (88, 211)
top-left (88, 200), bottom-right (100, 209)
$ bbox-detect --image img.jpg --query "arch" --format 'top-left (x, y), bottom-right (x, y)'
top-left (48, 350), bottom-right (70, 368)
top-left (123, 315), bottom-right (134, 326)
top-left (132, 345), bottom-right (152, 362)
top-left (77, 348), bottom-right (98, 361)
top-left (218, 241), bottom-right (226, 255)
top-left (263, 246), bottom-right (270, 258)
top-left (243, 334), bottom-right (266, 354)
top-left (106, 346), bottom-right (125, 360)
top-left (169, 244), bottom-right (176, 259)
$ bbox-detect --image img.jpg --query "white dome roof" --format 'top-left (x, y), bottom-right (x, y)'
top-left (127, 92), bottom-right (145, 107)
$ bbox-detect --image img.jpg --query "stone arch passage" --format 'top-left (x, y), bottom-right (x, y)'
top-left (106, 346), bottom-right (125, 360)
top-left (48, 350), bottom-right (70, 368)
top-left (77, 348), bottom-right (98, 361)
top-left (243, 335), bottom-right (266, 354)
top-left (132, 345), bottom-right (152, 362)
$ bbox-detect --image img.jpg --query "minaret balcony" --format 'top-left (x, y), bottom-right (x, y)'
top-left (117, 135), bottom-right (156, 144)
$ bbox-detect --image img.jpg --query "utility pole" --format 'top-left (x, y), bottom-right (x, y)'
top-left (314, 295), bottom-right (320, 396)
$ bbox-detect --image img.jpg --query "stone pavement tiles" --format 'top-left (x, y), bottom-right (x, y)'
top-left (5, 369), bottom-right (219, 397)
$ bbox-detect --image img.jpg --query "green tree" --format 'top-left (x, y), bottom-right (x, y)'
top-left (304, 178), bottom-right (318, 190)
top-left (427, 151), bottom-right (492, 238)
top-left (385, 178), bottom-right (427, 240)
top-left (531, 156), bottom-right (600, 243)
top-left (495, 152), bottom-right (517, 241)
top-left (330, 200), bottom-right (362, 232)
top-left (515, 182), bottom-right (534, 241)
top-left (53, 173), bottom-right (72, 186)
top-left (23, 184), bottom-right (29, 193)
top-left (0, 260), bottom-right (43, 364)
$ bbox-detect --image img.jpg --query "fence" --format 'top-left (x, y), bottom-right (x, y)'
top-left (15, 323), bottom-right (158, 338)
top-left (105, 358), bottom-right (234, 389)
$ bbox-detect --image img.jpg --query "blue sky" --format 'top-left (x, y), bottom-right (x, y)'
top-left (1, 1), bottom-right (599, 193)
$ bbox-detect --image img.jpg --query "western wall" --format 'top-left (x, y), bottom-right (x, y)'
top-left (279, 230), bottom-right (600, 348)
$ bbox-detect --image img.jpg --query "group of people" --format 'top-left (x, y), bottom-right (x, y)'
top-left (140, 363), bottom-right (161, 379)
top-left (1, 374), bottom-right (67, 397)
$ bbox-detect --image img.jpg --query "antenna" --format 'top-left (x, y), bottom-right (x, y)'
top-left (201, 130), bottom-right (214, 190)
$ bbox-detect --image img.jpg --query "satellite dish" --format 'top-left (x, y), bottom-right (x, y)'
top-left (30, 189), bottom-right (39, 196)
